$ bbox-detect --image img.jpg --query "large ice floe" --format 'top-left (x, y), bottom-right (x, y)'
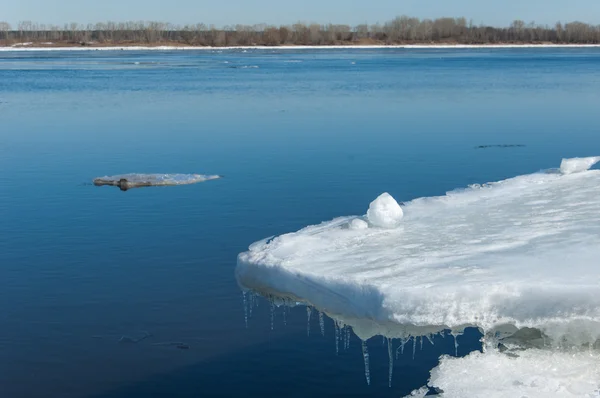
top-left (235, 156), bottom-right (600, 396)
top-left (93, 173), bottom-right (221, 190)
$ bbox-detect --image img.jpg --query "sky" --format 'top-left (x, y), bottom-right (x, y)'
top-left (4, 0), bottom-right (600, 28)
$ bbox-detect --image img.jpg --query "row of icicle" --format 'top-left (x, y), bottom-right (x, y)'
top-left (242, 291), bottom-right (463, 388)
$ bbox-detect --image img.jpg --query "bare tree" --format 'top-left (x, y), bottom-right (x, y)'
top-left (2, 17), bottom-right (599, 47)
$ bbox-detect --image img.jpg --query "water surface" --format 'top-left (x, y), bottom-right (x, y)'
top-left (1, 48), bottom-right (599, 397)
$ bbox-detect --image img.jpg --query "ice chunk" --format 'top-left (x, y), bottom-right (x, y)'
top-left (366, 192), bottom-right (403, 228)
top-left (419, 348), bottom-right (600, 398)
top-left (405, 386), bottom-right (430, 397)
top-left (348, 218), bottom-right (369, 230)
top-left (235, 157), bottom-right (600, 346)
top-left (560, 156), bottom-right (600, 175)
top-left (93, 173), bottom-right (221, 191)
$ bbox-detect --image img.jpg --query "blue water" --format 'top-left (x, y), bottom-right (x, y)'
top-left (1, 48), bottom-right (599, 398)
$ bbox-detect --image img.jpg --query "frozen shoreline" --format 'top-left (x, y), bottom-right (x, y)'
top-left (2, 43), bottom-right (600, 52)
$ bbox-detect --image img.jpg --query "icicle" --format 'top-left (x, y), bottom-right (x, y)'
top-left (387, 338), bottom-right (393, 388)
top-left (361, 340), bottom-right (371, 385)
top-left (425, 334), bottom-right (434, 346)
top-left (343, 325), bottom-right (348, 350)
top-left (345, 326), bottom-right (351, 350)
top-left (248, 293), bottom-right (254, 318)
top-left (412, 336), bottom-right (417, 360)
top-left (306, 307), bottom-right (312, 337)
top-left (382, 335), bottom-right (385, 345)
top-left (283, 305), bottom-right (287, 326)
top-left (482, 331), bottom-right (498, 353)
top-left (453, 334), bottom-right (458, 356)
top-left (319, 311), bottom-right (325, 336)
top-left (420, 335), bottom-right (423, 351)
top-left (334, 321), bottom-right (340, 354)
top-left (451, 332), bottom-right (460, 356)
top-left (269, 296), bottom-right (275, 331)
top-left (396, 338), bottom-right (408, 360)
top-left (242, 291), bottom-right (248, 328)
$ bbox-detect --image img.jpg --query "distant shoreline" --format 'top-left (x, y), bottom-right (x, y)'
top-left (2, 43), bottom-right (600, 51)
top-left (3, 17), bottom-right (599, 51)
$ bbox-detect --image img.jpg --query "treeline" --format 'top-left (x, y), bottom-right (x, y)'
top-left (1, 17), bottom-right (600, 46)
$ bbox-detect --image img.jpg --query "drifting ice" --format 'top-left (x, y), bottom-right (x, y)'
top-left (236, 156), bottom-right (600, 394)
top-left (93, 173), bottom-right (221, 190)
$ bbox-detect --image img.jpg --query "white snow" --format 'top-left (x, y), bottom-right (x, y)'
top-left (409, 348), bottom-right (600, 398)
top-left (560, 157), bottom-right (600, 175)
top-left (366, 192), bottom-right (403, 228)
top-left (2, 44), bottom-right (600, 52)
top-left (236, 156), bottom-right (600, 346)
top-left (348, 218), bottom-right (369, 230)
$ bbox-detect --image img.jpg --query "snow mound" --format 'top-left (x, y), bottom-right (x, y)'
top-left (412, 348), bottom-right (600, 398)
top-left (236, 156), bottom-right (600, 345)
top-left (366, 192), bottom-right (403, 228)
top-left (560, 156), bottom-right (600, 175)
top-left (348, 218), bottom-right (369, 230)
top-left (93, 173), bottom-right (221, 190)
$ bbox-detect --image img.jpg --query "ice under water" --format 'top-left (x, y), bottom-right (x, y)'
top-left (237, 156), bottom-right (600, 396)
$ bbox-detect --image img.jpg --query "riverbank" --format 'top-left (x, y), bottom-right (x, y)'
top-left (2, 43), bottom-right (600, 51)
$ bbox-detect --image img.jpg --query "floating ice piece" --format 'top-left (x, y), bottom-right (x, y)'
top-left (411, 348), bottom-right (600, 398)
top-left (93, 173), bottom-right (221, 191)
top-left (235, 157), bottom-right (600, 346)
top-left (475, 144), bottom-right (525, 149)
top-left (366, 192), bottom-right (403, 228)
top-left (560, 156), bottom-right (600, 175)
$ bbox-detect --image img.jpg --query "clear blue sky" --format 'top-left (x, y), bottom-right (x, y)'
top-left (4, 0), bottom-right (600, 28)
